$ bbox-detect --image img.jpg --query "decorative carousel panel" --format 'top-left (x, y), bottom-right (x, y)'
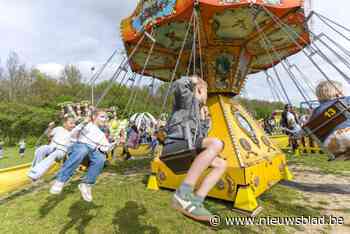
top-left (121, 0), bottom-right (309, 95)
top-left (148, 69), bottom-right (174, 80)
top-left (211, 7), bottom-right (254, 40)
top-left (214, 53), bottom-right (236, 89)
top-left (233, 49), bottom-right (252, 89)
top-left (250, 48), bottom-right (295, 69)
top-left (246, 23), bottom-right (306, 54)
top-left (263, 0), bottom-right (282, 4)
top-left (133, 49), bottom-right (174, 69)
top-left (153, 21), bottom-right (193, 51)
top-left (131, 0), bottom-right (177, 33)
top-left (211, 7), bottom-right (270, 41)
top-left (228, 100), bottom-right (281, 166)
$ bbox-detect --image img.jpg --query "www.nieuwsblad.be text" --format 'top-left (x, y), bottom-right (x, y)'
top-left (209, 215), bottom-right (345, 227)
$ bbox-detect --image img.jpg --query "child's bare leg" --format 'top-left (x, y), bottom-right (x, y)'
top-left (173, 138), bottom-right (224, 220)
top-left (195, 157), bottom-right (227, 198)
top-left (182, 138), bottom-right (223, 186)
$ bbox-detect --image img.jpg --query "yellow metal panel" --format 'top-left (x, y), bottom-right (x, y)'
top-left (234, 186), bottom-right (259, 212)
top-left (207, 96), bottom-right (240, 168)
top-left (244, 153), bottom-right (288, 197)
top-left (0, 163), bottom-right (59, 196)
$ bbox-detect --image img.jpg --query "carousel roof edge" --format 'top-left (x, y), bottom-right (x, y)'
top-left (198, 0), bottom-right (303, 8)
top-left (120, 0), bottom-right (304, 43)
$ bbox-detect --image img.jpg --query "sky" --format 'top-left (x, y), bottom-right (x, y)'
top-left (0, 0), bottom-right (349, 103)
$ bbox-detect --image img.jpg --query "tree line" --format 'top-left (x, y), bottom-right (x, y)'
top-left (0, 52), bottom-right (170, 145)
top-left (0, 52), bottom-right (283, 145)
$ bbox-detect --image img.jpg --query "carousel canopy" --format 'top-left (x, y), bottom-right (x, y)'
top-left (121, 0), bottom-right (310, 94)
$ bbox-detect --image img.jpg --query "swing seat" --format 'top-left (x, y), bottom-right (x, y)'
top-left (303, 99), bottom-right (350, 142)
top-left (159, 137), bottom-right (204, 175)
top-left (159, 149), bottom-right (198, 175)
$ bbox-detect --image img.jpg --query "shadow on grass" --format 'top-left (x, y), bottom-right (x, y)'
top-left (39, 181), bottom-right (79, 218)
top-left (59, 200), bottom-right (103, 234)
top-left (113, 201), bottom-right (159, 234)
top-left (280, 181), bottom-right (350, 195)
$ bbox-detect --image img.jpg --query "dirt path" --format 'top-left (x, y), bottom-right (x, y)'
top-left (284, 165), bottom-right (350, 234)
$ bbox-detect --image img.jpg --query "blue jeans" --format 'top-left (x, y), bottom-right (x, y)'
top-left (56, 143), bottom-right (106, 184)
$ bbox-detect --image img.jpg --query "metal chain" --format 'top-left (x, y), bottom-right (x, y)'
top-left (160, 12), bottom-right (195, 114)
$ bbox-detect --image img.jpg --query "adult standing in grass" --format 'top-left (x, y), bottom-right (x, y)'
top-left (165, 75), bottom-right (227, 222)
top-left (281, 104), bottom-right (300, 153)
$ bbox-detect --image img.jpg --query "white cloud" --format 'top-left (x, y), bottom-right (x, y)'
top-left (36, 63), bottom-right (64, 78)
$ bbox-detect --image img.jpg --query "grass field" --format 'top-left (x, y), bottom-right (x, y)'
top-left (0, 147), bottom-right (35, 169)
top-left (2, 155), bottom-right (345, 234)
top-left (286, 153), bottom-right (350, 176)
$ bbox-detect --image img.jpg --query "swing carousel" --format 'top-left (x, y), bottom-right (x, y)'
top-left (116, 0), bottom-right (350, 215)
top-left (119, 0), bottom-right (308, 215)
top-left (3, 0), bottom-right (350, 214)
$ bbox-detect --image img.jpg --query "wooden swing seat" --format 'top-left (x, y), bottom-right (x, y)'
top-left (160, 149), bottom-right (198, 175)
top-left (303, 99), bottom-right (350, 143)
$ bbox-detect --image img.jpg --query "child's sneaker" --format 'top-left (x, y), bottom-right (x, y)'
top-left (172, 193), bottom-right (213, 222)
top-left (50, 181), bottom-right (64, 194)
top-left (78, 183), bottom-right (93, 202)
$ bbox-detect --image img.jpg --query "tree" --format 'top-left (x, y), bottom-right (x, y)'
top-left (60, 64), bottom-right (82, 86)
top-left (4, 51), bottom-right (32, 102)
top-left (59, 64), bottom-right (85, 98)
top-left (6, 51), bottom-right (20, 101)
top-left (0, 58), bottom-right (6, 100)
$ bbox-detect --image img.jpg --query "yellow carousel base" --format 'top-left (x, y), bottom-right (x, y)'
top-left (149, 152), bottom-right (291, 214)
top-left (148, 95), bottom-right (293, 215)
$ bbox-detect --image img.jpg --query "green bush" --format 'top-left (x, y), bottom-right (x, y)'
top-left (0, 102), bottom-right (57, 146)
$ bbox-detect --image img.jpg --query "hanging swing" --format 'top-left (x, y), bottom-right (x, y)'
top-left (119, 0), bottom-right (350, 215)
top-left (255, 5), bottom-right (350, 160)
top-left (121, 0), bottom-right (314, 215)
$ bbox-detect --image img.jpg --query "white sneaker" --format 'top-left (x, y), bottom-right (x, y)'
top-left (78, 183), bottom-right (93, 202)
top-left (50, 181), bottom-right (64, 194)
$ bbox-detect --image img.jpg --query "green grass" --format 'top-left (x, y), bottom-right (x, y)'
top-left (0, 147), bottom-right (35, 169)
top-left (286, 153), bottom-right (350, 176)
top-left (0, 158), bottom-right (322, 234)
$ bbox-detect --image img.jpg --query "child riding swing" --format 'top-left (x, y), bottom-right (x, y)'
top-left (162, 74), bottom-right (227, 222)
top-left (50, 110), bottom-right (116, 202)
top-left (305, 80), bottom-right (350, 160)
top-left (28, 116), bottom-right (76, 181)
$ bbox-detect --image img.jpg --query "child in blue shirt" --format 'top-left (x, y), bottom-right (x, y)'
top-left (309, 80), bottom-right (350, 160)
